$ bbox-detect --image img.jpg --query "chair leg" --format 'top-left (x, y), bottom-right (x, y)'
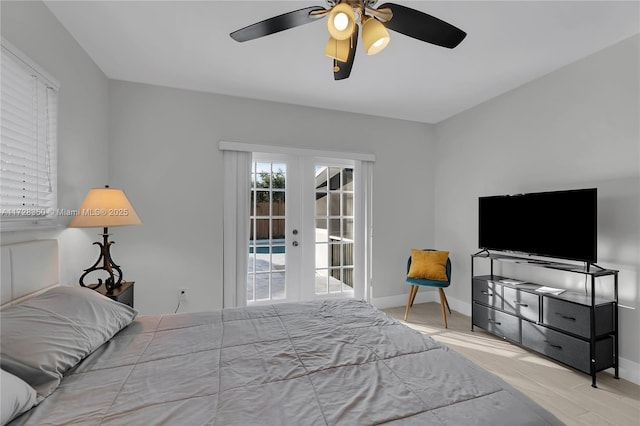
top-left (404, 285), bottom-right (418, 321)
top-left (409, 285), bottom-right (419, 307)
top-left (441, 288), bottom-right (452, 314)
top-left (438, 288), bottom-right (449, 328)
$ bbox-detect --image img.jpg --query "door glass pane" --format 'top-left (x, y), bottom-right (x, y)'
top-left (342, 193), bottom-right (353, 216)
top-left (328, 218), bottom-right (340, 238)
top-left (342, 218), bottom-right (353, 240)
top-left (329, 268), bottom-right (341, 292)
top-left (273, 191), bottom-right (285, 215)
top-left (248, 161), bottom-right (287, 303)
top-left (255, 191), bottom-right (269, 216)
top-left (342, 169), bottom-right (353, 191)
top-left (329, 193), bottom-right (340, 216)
top-left (254, 272), bottom-right (270, 300)
top-left (315, 166), bottom-right (328, 190)
top-left (329, 167), bottom-right (341, 190)
top-left (272, 164), bottom-right (286, 189)
top-left (272, 272), bottom-right (285, 299)
top-left (272, 218), bottom-right (285, 240)
top-left (342, 267), bottom-right (353, 291)
top-left (316, 243), bottom-right (329, 268)
top-left (342, 242), bottom-right (354, 267)
top-left (255, 162), bottom-right (270, 184)
top-left (254, 219), bottom-right (269, 241)
top-left (315, 219), bottom-right (327, 243)
top-left (316, 193), bottom-right (327, 216)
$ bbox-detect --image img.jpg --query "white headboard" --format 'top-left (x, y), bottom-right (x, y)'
top-left (0, 239), bottom-right (59, 307)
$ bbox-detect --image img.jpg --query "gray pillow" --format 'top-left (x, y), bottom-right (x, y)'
top-left (0, 287), bottom-right (137, 400)
top-left (0, 369), bottom-right (37, 425)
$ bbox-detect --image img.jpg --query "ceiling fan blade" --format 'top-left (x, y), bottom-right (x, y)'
top-left (333, 25), bottom-right (358, 80)
top-left (230, 6), bottom-right (327, 42)
top-left (377, 3), bottom-right (466, 49)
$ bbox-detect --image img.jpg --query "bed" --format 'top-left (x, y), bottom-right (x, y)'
top-left (1, 240), bottom-right (562, 425)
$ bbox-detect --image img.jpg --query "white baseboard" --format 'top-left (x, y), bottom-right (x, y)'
top-left (372, 291), bottom-right (640, 386)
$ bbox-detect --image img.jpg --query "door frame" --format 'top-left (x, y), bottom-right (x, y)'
top-left (220, 141), bottom-right (374, 307)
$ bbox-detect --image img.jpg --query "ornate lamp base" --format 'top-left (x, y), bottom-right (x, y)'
top-left (79, 227), bottom-right (123, 294)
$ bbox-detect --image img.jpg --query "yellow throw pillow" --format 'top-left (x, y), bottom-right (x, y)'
top-left (407, 249), bottom-right (449, 281)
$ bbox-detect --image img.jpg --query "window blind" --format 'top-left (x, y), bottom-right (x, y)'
top-left (1, 43), bottom-right (58, 228)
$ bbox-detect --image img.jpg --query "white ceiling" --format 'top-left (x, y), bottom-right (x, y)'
top-left (44, 1), bottom-right (639, 124)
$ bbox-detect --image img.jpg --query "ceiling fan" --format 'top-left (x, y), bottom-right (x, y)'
top-left (230, 0), bottom-right (466, 80)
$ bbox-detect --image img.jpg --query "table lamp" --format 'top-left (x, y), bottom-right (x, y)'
top-left (69, 185), bottom-right (141, 294)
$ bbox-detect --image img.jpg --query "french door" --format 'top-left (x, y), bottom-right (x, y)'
top-left (247, 153), bottom-right (365, 304)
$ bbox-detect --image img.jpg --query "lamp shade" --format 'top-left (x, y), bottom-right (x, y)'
top-left (324, 37), bottom-right (350, 62)
top-left (362, 17), bottom-right (390, 55)
top-left (69, 187), bottom-right (142, 228)
top-left (327, 3), bottom-right (356, 41)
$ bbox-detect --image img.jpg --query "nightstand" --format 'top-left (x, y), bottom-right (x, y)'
top-left (96, 281), bottom-right (135, 308)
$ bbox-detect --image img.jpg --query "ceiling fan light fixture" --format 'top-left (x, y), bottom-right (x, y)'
top-left (229, 2), bottom-right (466, 80)
top-left (362, 16), bottom-right (390, 55)
top-left (324, 37), bottom-right (350, 63)
top-left (327, 3), bottom-right (356, 40)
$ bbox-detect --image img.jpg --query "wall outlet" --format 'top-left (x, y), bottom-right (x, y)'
top-left (178, 288), bottom-right (188, 301)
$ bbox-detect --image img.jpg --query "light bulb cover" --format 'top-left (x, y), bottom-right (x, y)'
top-left (327, 3), bottom-right (356, 41)
top-left (362, 16), bottom-right (390, 55)
top-left (324, 37), bottom-right (350, 63)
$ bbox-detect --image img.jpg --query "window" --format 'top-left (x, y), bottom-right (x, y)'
top-left (1, 41), bottom-right (59, 230)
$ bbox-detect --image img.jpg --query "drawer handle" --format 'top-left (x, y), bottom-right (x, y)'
top-left (556, 313), bottom-right (576, 321)
top-left (488, 319), bottom-right (502, 325)
top-left (513, 302), bottom-right (529, 307)
top-left (481, 291), bottom-right (494, 296)
top-left (544, 340), bottom-right (563, 350)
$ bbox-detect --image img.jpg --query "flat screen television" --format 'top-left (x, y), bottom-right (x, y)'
top-left (478, 188), bottom-right (597, 263)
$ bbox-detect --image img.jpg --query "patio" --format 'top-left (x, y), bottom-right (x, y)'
top-left (248, 252), bottom-right (353, 301)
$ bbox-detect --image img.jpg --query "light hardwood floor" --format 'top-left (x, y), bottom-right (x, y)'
top-left (383, 302), bottom-right (640, 426)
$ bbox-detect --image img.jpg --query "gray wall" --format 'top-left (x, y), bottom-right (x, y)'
top-left (434, 35), bottom-right (640, 377)
top-left (108, 81), bottom-right (435, 314)
top-left (0, 1), bottom-right (111, 285)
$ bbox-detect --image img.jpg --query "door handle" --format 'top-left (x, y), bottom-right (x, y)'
top-left (292, 241), bottom-right (299, 247)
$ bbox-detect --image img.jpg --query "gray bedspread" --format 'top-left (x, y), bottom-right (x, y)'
top-left (12, 299), bottom-right (562, 425)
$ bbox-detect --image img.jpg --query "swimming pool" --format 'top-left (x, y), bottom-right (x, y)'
top-left (249, 239), bottom-right (286, 254)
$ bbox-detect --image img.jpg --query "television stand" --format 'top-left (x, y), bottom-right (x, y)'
top-left (471, 252), bottom-right (618, 388)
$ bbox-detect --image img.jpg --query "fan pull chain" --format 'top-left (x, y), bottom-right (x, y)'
top-left (333, 38), bottom-right (340, 72)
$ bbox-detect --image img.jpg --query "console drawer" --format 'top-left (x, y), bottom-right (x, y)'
top-left (472, 279), bottom-right (503, 309)
top-left (503, 286), bottom-right (540, 323)
top-left (522, 321), bottom-right (613, 373)
top-left (543, 297), bottom-right (613, 338)
top-left (473, 303), bottom-right (521, 343)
